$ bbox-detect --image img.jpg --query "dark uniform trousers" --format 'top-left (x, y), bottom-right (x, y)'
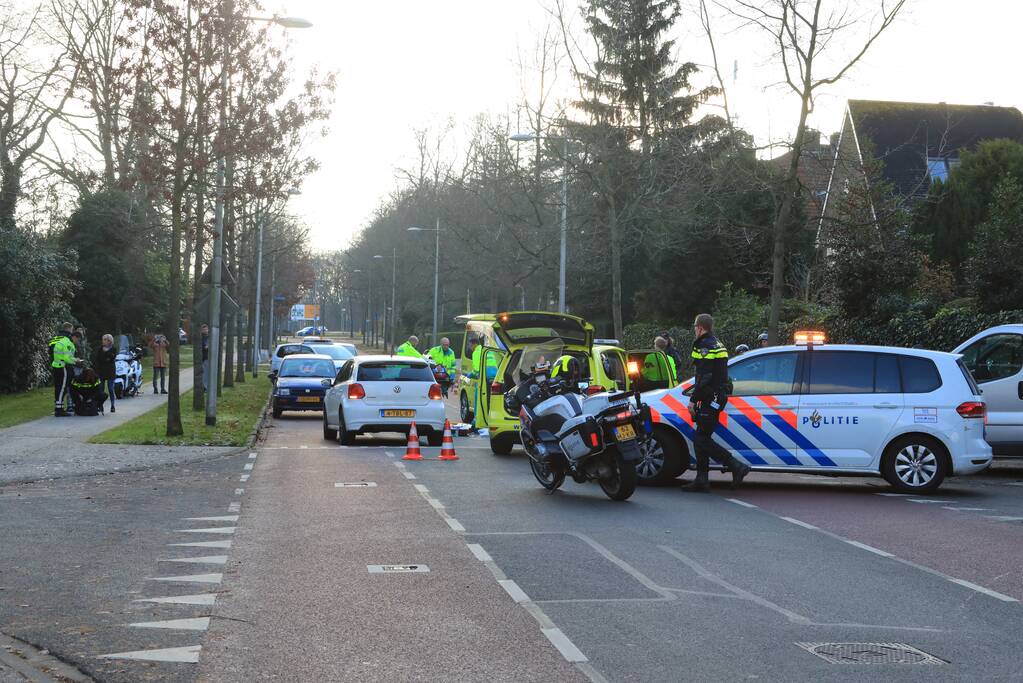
top-left (694, 404), bottom-right (738, 474)
top-left (53, 367), bottom-right (71, 409)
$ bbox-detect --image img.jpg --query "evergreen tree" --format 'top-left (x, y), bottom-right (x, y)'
top-left (965, 176), bottom-right (1023, 312)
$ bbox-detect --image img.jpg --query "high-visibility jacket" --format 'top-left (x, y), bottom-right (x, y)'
top-left (642, 353), bottom-right (677, 383)
top-left (471, 344), bottom-right (498, 378)
top-left (49, 335), bottom-right (76, 368)
top-left (395, 342), bottom-right (422, 358)
top-left (427, 346), bottom-right (455, 372)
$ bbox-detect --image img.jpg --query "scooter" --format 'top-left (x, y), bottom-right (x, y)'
top-left (504, 359), bottom-right (650, 501)
top-left (114, 345), bottom-right (144, 398)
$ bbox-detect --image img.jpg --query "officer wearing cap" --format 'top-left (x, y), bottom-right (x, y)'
top-left (682, 313), bottom-right (750, 492)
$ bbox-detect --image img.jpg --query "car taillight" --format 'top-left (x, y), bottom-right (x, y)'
top-left (490, 381), bottom-right (503, 394)
top-left (429, 384), bottom-right (442, 400)
top-left (348, 383), bottom-right (365, 400)
top-left (585, 385), bottom-right (605, 395)
top-left (956, 401), bottom-right (985, 419)
top-left (590, 432), bottom-right (599, 447)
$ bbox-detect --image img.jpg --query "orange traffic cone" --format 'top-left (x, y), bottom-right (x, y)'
top-left (403, 422), bottom-right (423, 461)
top-left (438, 420), bottom-right (459, 461)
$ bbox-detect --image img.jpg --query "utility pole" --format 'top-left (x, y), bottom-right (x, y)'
top-left (206, 0), bottom-right (232, 426)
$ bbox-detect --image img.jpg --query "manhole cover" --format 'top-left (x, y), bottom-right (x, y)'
top-left (797, 643), bottom-right (946, 665)
top-left (367, 564), bottom-right (430, 574)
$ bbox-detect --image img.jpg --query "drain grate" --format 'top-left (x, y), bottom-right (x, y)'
top-left (334, 482), bottom-right (377, 488)
top-left (796, 643), bottom-right (946, 665)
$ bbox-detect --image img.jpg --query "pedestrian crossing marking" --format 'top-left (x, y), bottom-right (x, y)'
top-left (168, 540), bottom-right (232, 549)
top-left (175, 526), bottom-right (236, 534)
top-left (164, 555), bottom-right (228, 565)
top-left (134, 594), bottom-right (217, 606)
top-left (184, 515), bottom-right (238, 522)
top-left (129, 617), bottom-right (210, 631)
top-left (147, 573), bottom-right (223, 584)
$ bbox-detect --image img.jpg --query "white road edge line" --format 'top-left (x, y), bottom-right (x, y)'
top-left (541, 627), bottom-right (588, 663)
top-left (445, 517), bottom-right (465, 532)
top-left (234, 488), bottom-right (244, 495)
top-left (726, 498), bottom-right (758, 509)
top-left (239, 474), bottom-right (249, 482)
top-left (843, 540), bottom-right (894, 558)
top-left (950, 579), bottom-right (1018, 603)
top-left (498, 579), bottom-right (530, 603)
top-left (467, 543), bottom-right (493, 563)
top-left (248, 452), bottom-right (257, 459)
top-left (402, 471), bottom-right (417, 480)
top-left (780, 516), bottom-right (819, 530)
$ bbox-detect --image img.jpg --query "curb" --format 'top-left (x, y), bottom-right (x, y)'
top-left (0, 631), bottom-right (93, 683)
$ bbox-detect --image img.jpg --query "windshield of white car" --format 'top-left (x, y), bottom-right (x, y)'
top-left (306, 345), bottom-right (354, 360)
top-left (357, 362), bottom-right (435, 382)
top-left (279, 359), bottom-right (335, 378)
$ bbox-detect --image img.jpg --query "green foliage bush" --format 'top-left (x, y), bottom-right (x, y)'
top-left (0, 228), bottom-right (78, 392)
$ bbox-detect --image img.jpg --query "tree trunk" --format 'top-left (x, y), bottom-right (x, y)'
top-left (0, 162), bottom-right (21, 230)
top-left (767, 90), bottom-right (813, 345)
top-left (609, 198), bottom-right (623, 340)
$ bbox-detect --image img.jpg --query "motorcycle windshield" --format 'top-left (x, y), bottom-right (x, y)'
top-left (510, 341), bottom-right (565, 388)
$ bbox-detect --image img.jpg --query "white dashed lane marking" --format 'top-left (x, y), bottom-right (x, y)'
top-left (134, 594), bottom-right (217, 606)
top-left (169, 540), bottom-right (232, 549)
top-left (243, 463), bottom-right (253, 471)
top-left (129, 617), bottom-right (210, 631)
top-left (98, 645), bottom-right (201, 663)
top-left (175, 526), bottom-right (236, 534)
top-left (163, 555), bottom-right (228, 565)
top-left (239, 474), bottom-right (249, 482)
top-left (248, 452), bottom-right (257, 459)
top-left (147, 573), bottom-right (223, 584)
top-left (184, 515), bottom-right (238, 522)
top-left (726, 498), bottom-right (758, 509)
top-left (234, 488), bottom-right (244, 495)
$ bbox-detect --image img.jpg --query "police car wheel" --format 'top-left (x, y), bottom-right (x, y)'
top-left (881, 435), bottom-right (948, 493)
top-left (635, 426), bottom-right (685, 486)
top-left (460, 391), bottom-right (474, 422)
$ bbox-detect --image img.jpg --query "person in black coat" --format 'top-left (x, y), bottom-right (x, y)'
top-left (93, 334), bottom-right (118, 413)
top-left (70, 368), bottom-right (107, 415)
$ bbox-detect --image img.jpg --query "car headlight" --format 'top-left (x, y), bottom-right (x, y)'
top-left (277, 388), bottom-right (290, 396)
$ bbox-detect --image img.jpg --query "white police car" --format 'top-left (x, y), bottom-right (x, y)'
top-left (636, 332), bottom-right (992, 492)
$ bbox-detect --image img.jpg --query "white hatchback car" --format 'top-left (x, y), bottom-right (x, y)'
top-left (640, 340), bottom-right (993, 493)
top-left (323, 355), bottom-right (446, 446)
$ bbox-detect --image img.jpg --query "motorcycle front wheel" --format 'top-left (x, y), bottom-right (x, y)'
top-left (598, 448), bottom-right (637, 501)
top-left (530, 458), bottom-right (566, 491)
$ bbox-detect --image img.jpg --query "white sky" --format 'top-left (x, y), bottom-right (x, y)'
top-left (269, 0), bottom-right (1023, 251)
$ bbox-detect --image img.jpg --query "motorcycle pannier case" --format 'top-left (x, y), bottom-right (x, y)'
top-left (558, 415), bottom-right (603, 460)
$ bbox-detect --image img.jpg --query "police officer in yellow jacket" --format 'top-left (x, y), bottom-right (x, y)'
top-left (48, 322), bottom-right (77, 416)
top-left (682, 314), bottom-right (750, 492)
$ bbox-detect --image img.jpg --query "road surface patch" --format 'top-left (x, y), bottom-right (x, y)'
top-left (796, 642), bottom-right (945, 665)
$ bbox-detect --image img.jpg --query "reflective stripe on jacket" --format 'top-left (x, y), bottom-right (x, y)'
top-left (49, 335), bottom-right (76, 368)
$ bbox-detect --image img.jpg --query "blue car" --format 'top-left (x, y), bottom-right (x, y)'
top-left (272, 354), bottom-right (337, 418)
top-left (296, 326), bottom-right (327, 337)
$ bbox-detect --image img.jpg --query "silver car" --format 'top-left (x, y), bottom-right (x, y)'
top-left (955, 325), bottom-right (1023, 457)
top-left (322, 355), bottom-right (446, 446)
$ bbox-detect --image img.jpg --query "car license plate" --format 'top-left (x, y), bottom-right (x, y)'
top-left (382, 409), bottom-right (415, 418)
top-left (615, 424), bottom-right (636, 441)
top-left (297, 396), bottom-right (320, 403)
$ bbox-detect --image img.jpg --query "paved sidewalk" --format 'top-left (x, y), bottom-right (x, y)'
top-left (0, 368), bottom-right (235, 485)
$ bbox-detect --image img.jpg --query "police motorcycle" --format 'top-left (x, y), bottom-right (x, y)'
top-left (114, 335), bottom-right (144, 398)
top-left (503, 344), bottom-right (649, 501)
top-left (426, 358), bottom-right (454, 398)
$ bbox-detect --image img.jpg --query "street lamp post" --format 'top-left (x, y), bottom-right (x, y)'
top-left (373, 249), bottom-right (397, 353)
top-left (206, 6), bottom-right (311, 424)
top-left (408, 219), bottom-right (440, 346)
top-left (252, 188), bottom-right (300, 377)
top-left (510, 133), bottom-right (569, 313)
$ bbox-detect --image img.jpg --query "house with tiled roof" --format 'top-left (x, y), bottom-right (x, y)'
top-left (816, 99), bottom-right (1023, 245)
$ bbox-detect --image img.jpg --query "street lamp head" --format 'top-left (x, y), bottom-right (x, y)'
top-left (509, 133), bottom-right (536, 142)
top-left (286, 188), bottom-right (301, 196)
top-left (407, 227), bottom-right (423, 232)
top-left (274, 16), bottom-right (313, 28)
top-left (373, 254), bottom-right (384, 260)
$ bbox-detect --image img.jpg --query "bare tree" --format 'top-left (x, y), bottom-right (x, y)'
top-left (725, 0), bottom-right (906, 343)
top-left (0, 4), bottom-right (95, 228)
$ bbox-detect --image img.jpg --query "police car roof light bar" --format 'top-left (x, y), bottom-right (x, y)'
top-left (794, 330), bottom-right (826, 348)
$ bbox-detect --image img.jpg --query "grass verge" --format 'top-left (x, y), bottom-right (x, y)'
top-left (0, 388), bottom-right (54, 429)
top-left (89, 378), bottom-right (268, 447)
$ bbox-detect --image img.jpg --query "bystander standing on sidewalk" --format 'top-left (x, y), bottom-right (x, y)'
top-left (94, 334), bottom-right (118, 413)
top-left (200, 324), bottom-right (210, 391)
top-left (150, 333), bottom-right (169, 394)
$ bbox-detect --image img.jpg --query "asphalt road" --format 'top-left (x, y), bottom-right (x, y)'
top-left (3, 396), bottom-right (1023, 681)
